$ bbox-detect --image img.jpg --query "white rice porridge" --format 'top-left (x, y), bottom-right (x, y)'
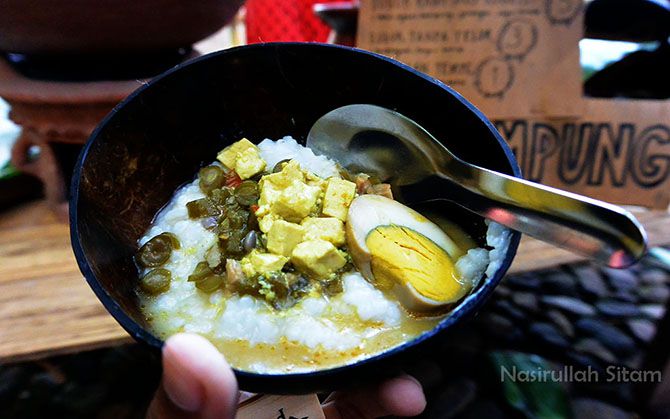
top-left (138, 136), bottom-right (510, 373)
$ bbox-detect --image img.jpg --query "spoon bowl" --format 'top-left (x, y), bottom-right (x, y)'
top-left (308, 104), bottom-right (647, 268)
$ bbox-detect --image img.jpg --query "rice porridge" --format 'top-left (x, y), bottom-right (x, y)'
top-left (137, 136), bottom-right (509, 373)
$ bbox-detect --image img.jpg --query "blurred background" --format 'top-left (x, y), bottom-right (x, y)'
top-left (1, 0), bottom-right (670, 418)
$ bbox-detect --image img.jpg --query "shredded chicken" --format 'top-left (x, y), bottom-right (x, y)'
top-left (225, 259), bottom-right (245, 285)
top-left (365, 183), bottom-right (394, 199)
top-left (354, 173), bottom-right (372, 195)
top-left (354, 173), bottom-right (393, 199)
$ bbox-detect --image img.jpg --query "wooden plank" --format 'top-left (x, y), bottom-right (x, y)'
top-left (0, 200), bottom-right (667, 363)
top-left (0, 201), bottom-right (131, 363)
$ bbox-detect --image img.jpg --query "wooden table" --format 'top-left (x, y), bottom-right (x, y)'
top-left (0, 202), bottom-right (132, 363)
top-left (1, 200), bottom-right (669, 363)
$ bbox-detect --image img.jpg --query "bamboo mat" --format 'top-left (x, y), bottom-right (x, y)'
top-left (0, 200), bottom-right (668, 363)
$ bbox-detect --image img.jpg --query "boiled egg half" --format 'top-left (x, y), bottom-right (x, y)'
top-left (346, 195), bottom-right (472, 312)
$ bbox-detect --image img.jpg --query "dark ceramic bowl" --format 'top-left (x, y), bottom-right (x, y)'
top-left (70, 43), bottom-right (521, 394)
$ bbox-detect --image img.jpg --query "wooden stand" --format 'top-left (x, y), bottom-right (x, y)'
top-left (0, 58), bottom-right (141, 220)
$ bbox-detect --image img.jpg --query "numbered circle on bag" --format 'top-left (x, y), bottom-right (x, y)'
top-left (497, 19), bottom-right (537, 60)
top-left (475, 57), bottom-right (514, 98)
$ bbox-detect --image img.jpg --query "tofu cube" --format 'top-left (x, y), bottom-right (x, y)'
top-left (291, 240), bottom-right (347, 279)
top-left (321, 178), bottom-right (356, 221)
top-left (234, 147), bottom-right (266, 179)
top-left (217, 138), bottom-right (257, 168)
top-left (260, 160), bottom-right (304, 189)
top-left (271, 182), bottom-right (321, 222)
top-left (301, 217), bottom-right (345, 246)
top-left (257, 160), bottom-right (309, 224)
top-left (216, 138), bottom-right (266, 179)
top-left (267, 220), bottom-right (305, 256)
top-left (258, 213), bottom-right (278, 233)
top-left (241, 250), bottom-right (288, 277)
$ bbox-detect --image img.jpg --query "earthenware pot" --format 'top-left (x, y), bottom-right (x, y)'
top-left (0, 0), bottom-right (244, 55)
top-left (70, 43), bottom-right (521, 394)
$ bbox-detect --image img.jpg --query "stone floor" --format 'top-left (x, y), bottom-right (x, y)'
top-left (416, 249), bottom-right (670, 419)
top-left (1, 250), bottom-right (668, 418)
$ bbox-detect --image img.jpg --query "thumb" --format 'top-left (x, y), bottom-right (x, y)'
top-left (322, 375), bottom-right (426, 419)
top-left (147, 333), bottom-right (239, 419)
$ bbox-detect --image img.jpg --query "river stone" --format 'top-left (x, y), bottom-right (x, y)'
top-left (482, 313), bottom-right (518, 340)
top-left (627, 319), bottom-right (656, 342)
top-left (529, 322), bottom-right (570, 348)
top-left (512, 292), bottom-right (539, 312)
top-left (640, 304), bottom-right (665, 319)
top-left (575, 318), bottom-right (610, 335)
top-left (506, 274), bottom-right (542, 291)
top-left (543, 271), bottom-right (578, 296)
top-left (424, 377), bottom-right (477, 419)
top-left (623, 353), bottom-right (644, 369)
top-left (575, 318), bottom-right (636, 356)
top-left (640, 268), bottom-right (668, 286)
top-left (494, 300), bottom-right (526, 322)
top-left (546, 309), bottom-right (575, 337)
top-left (571, 398), bottom-right (633, 419)
top-left (541, 295), bottom-right (596, 316)
top-left (493, 285), bottom-right (511, 299)
top-left (565, 351), bottom-right (603, 372)
top-left (0, 366), bottom-right (27, 399)
top-left (611, 290), bottom-right (637, 304)
top-left (638, 285), bottom-right (670, 304)
top-left (574, 338), bottom-right (617, 364)
top-left (596, 300), bottom-right (641, 318)
top-left (575, 266), bottom-right (609, 298)
top-left (603, 268), bottom-right (639, 292)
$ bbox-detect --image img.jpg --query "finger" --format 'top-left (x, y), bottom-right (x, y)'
top-left (322, 374), bottom-right (426, 419)
top-left (147, 333), bottom-right (239, 419)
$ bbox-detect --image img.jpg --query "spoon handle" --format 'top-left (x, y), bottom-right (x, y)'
top-left (420, 165), bottom-right (647, 268)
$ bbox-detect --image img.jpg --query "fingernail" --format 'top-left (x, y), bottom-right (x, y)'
top-left (163, 342), bottom-right (204, 412)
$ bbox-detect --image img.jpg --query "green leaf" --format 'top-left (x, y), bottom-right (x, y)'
top-left (0, 162), bottom-right (19, 180)
top-left (490, 351), bottom-right (572, 419)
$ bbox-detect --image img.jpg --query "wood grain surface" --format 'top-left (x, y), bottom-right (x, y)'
top-left (0, 201), bottom-right (131, 364)
top-left (0, 200), bottom-right (668, 363)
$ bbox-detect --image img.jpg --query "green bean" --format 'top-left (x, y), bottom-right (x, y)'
top-left (162, 232), bottom-right (180, 250)
top-left (198, 165), bottom-right (225, 194)
top-left (137, 233), bottom-right (179, 267)
top-left (186, 198), bottom-right (218, 219)
top-left (188, 261), bottom-right (213, 283)
top-left (222, 230), bottom-right (246, 255)
top-left (188, 261), bottom-right (223, 293)
top-left (195, 274), bottom-right (224, 293)
top-left (235, 181), bottom-right (259, 206)
top-left (209, 187), bottom-right (234, 206)
top-left (140, 268), bottom-right (171, 294)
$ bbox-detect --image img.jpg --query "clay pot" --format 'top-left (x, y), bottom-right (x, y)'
top-left (0, 0), bottom-right (245, 55)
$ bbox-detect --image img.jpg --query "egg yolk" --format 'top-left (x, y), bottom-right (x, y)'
top-left (366, 225), bottom-right (468, 303)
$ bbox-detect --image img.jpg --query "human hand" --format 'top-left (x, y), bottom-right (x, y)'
top-left (146, 333), bottom-right (426, 419)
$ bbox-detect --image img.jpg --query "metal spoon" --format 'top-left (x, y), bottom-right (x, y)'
top-left (307, 104), bottom-right (647, 268)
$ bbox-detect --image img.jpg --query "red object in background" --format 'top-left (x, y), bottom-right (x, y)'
top-left (246, 0), bottom-right (345, 43)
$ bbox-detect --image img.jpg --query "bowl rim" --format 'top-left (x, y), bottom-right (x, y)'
top-left (69, 42), bottom-right (522, 384)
